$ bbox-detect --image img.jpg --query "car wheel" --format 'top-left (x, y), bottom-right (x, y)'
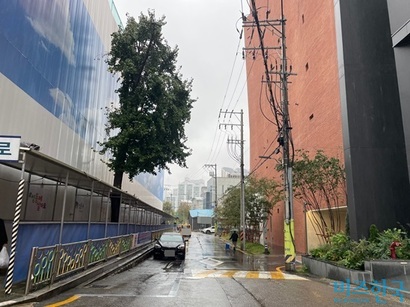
top-left (206, 230), bottom-right (210, 234)
top-left (153, 254), bottom-right (160, 260)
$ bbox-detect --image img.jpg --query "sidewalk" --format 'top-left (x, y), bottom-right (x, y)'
top-left (2, 242), bottom-right (409, 305)
top-left (0, 244), bottom-right (153, 306)
top-left (227, 236), bottom-right (410, 300)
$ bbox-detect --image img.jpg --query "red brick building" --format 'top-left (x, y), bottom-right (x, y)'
top-left (245, 0), bottom-right (410, 254)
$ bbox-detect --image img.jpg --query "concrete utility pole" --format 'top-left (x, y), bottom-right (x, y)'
top-left (279, 0), bottom-right (296, 272)
top-left (220, 109), bottom-right (245, 251)
top-left (244, 0), bottom-right (296, 270)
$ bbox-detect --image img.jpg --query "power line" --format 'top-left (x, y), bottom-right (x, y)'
top-left (245, 0), bottom-right (296, 271)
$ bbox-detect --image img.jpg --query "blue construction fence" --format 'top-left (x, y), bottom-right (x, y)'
top-left (9, 222), bottom-right (172, 284)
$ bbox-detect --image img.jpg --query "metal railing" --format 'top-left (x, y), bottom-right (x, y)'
top-left (25, 230), bottom-right (165, 294)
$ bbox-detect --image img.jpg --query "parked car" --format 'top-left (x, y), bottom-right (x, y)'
top-left (201, 226), bottom-right (215, 234)
top-left (153, 232), bottom-right (186, 260)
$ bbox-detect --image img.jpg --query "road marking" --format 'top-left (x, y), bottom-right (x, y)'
top-left (168, 273), bottom-right (182, 297)
top-left (221, 271), bottom-right (236, 278)
top-left (246, 271), bottom-right (260, 279)
top-left (45, 295), bottom-right (80, 307)
top-left (189, 269), bottom-right (307, 280)
top-left (281, 272), bottom-right (309, 280)
top-left (270, 271), bottom-right (284, 279)
top-left (200, 258), bottom-right (223, 267)
top-left (194, 269), bottom-right (218, 278)
top-left (231, 271), bottom-right (247, 278)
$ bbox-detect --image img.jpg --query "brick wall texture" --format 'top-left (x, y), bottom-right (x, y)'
top-left (245, 0), bottom-right (343, 253)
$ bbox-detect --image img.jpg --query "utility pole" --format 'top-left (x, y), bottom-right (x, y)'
top-left (220, 109), bottom-right (245, 251)
top-left (279, 1), bottom-right (296, 271)
top-left (244, 0), bottom-right (296, 270)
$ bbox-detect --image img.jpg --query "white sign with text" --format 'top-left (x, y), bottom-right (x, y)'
top-left (0, 135), bottom-right (21, 162)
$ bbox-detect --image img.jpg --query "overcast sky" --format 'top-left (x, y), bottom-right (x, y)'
top-left (113, 0), bottom-right (250, 188)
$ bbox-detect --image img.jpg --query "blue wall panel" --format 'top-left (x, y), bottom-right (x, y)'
top-left (0, 0), bottom-right (116, 146)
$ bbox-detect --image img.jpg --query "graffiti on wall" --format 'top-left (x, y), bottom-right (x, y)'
top-left (28, 191), bottom-right (47, 211)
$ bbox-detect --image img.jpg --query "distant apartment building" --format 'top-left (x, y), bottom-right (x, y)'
top-left (167, 168), bottom-right (245, 211)
top-left (191, 197), bottom-right (204, 210)
top-left (175, 178), bottom-right (205, 210)
top-left (205, 167), bottom-right (246, 209)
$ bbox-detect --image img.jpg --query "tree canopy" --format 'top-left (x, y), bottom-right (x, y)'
top-left (176, 202), bottom-right (191, 224)
top-left (99, 11), bottom-right (195, 221)
top-left (217, 176), bottom-right (282, 242)
top-left (290, 150), bottom-right (346, 243)
top-left (162, 201), bottom-right (174, 216)
top-left (99, 11), bottom-right (195, 187)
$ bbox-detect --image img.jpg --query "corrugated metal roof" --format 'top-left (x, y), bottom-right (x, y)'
top-left (1, 147), bottom-right (172, 218)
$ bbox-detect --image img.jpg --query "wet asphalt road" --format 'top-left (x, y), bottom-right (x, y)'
top-left (33, 232), bottom-right (410, 307)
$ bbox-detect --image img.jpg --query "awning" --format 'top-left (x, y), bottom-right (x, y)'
top-left (0, 147), bottom-right (172, 218)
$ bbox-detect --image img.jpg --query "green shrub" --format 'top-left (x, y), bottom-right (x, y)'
top-left (310, 244), bottom-right (331, 259)
top-left (397, 238), bottom-right (410, 259)
top-left (369, 224), bottom-right (379, 243)
top-left (323, 233), bottom-right (351, 262)
top-left (338, 239), bottom-right (371, 270)
top-left (245, 242), bottom-right (265, 254)
top-left (371, 228), bottom-right (406, 259)
top-left (309, 227), bottom-right (410, 270)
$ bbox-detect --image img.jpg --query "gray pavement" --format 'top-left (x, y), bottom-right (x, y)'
top-left (1, 236), bottom-right (410, 306)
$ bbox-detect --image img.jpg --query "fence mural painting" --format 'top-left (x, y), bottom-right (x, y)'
top-left (24, 230), bottom-right (167, 294)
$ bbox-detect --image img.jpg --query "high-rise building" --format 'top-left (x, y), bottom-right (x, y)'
top-left (0, 0), bottom-right (166, 283)
top-left (176, 178), bottom-right (205, 210)
top-left (0, 1), bottom-right (163, 212)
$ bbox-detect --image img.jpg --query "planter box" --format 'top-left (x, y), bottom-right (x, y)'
top-left (302, 255), bottom-right (373, 285)
top-left (365, 260), bottom-right (410, 280)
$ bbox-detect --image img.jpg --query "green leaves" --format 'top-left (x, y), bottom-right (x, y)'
top-left (99, 11), bottom-right (195, 182)
top-left (217, 176), bottom-right (282, 241)
top-left (311, 227), bottom-right (410, 270)
top-left (286, 150), bottom-right (347, 243)
top-left (162, 201), bottom-right (174, 216)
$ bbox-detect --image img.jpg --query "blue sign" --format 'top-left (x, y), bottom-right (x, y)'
top-left (333, 278), bottom-right (405, 304)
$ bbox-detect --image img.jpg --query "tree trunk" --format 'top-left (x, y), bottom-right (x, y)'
top-left (111, 171), bottom-right (124, 222)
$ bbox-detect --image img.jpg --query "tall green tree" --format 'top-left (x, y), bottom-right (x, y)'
top-left (162, 201), bottom-right (174, 216)
top-left (176, 202), bottom-right (191, 224)
top-left (99, 12), bottom-right (195, 222)
top-left (217, 186), bottom-right (240, 228)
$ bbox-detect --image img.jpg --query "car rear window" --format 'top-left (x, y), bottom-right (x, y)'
top-left (161, 234), bottom-right (183, 242)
